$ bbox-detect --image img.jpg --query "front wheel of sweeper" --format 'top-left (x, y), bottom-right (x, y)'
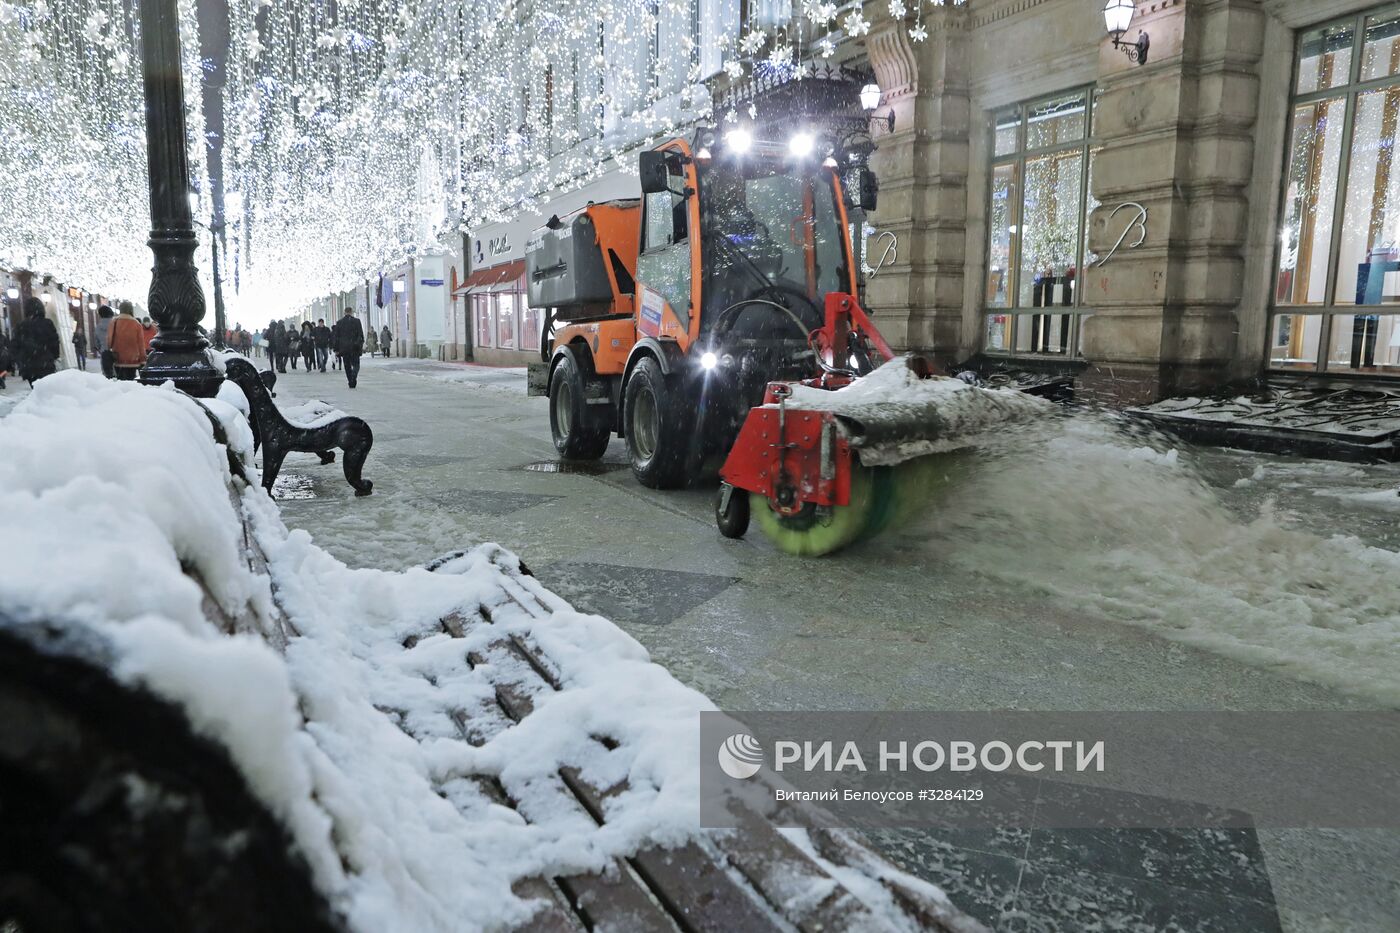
top-left (750, 466), bottom-right (892, 557)
top-left (715, 483), bottom-right (751, 539)
top-left (624, 357), bottom-right (691, 489)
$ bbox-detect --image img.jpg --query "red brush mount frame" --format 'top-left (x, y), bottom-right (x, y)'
top-left (720, 293), bottom-right (898, 512)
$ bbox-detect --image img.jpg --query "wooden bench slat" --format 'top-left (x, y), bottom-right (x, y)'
top-left (476, 638), bottom-right (806, 932)
top-left (429, 617), bottom-right (681, 932)
top-left (554, 864), bottom-right (680, 933)
top-left (510, 878), bottom-right (587, 932)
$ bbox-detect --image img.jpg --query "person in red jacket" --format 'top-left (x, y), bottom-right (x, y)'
top-left (141, 316), bottom-right (158, 349)
top-left (108, 302), bottom-right (148, 380)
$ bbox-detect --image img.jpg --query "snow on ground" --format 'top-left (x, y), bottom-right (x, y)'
top-left (894, 412), bottom-right (1400, 707)
top-left (376, 358), bottom-right (528, 395)
top-left (0, 371), bottom-right (937, 931)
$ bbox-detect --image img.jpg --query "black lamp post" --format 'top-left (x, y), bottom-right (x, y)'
top-left (138, 0), bottom-right (222, 396)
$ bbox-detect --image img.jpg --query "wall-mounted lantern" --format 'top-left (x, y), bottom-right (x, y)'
top-left (1104, 0), bottom-right (1149, 64)
top-left (860, 82), bottom-right (896, 134)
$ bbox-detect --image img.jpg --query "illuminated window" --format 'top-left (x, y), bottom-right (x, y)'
top-left (984, 87), bottom-right (1098, 357)
top-left (1273, 6), bottom-right (1400, 375)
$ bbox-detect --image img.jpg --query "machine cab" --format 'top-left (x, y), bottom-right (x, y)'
top-left (635, 135), bottom-right (870, 364)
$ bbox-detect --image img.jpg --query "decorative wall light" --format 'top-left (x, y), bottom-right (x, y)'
top-left (861, 82), bottom-right (896, 134)
top-left (1104, 0), bottom-right (1150, 64)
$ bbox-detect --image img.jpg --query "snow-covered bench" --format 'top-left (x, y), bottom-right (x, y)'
top-left (0, 372), bottom-right (983, 932)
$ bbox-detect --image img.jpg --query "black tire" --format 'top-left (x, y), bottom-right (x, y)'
top-left (549, 354), bottom-right (610, 460)
top-left (715, 483), bottom-right (751, 539)
top-left (624, 357), bottom-right (692, 489)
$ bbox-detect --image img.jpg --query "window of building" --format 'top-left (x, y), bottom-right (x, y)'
top-left (983, 87), bottom-right (1098, 358)
top-left (474, 295), bottom-right (493, 348)
top-left (522, 303), bottom-right (542, 351)
top-left (1273, 6), bottom-right (1400, 375)
top-left (496, 291), bottom-right (517, 349)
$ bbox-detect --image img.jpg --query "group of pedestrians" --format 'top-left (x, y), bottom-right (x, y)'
top-left (260, 309), bottom-right (367, 388)
top-left (0, 298), bottom-right (155, 390)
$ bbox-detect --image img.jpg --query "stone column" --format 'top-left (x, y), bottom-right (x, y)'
top-left (862, 3), bottom-right (971, 365)
top-left (1079, 0), bottom-right (1265, 403)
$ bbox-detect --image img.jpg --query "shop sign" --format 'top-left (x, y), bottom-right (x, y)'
top-left (420, 278), bottom-right (444, 286)
top-left (473, 235), bottom-right (514, 266)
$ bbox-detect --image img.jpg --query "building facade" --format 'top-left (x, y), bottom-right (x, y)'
top-left (861, 0), bottom-right (1400, 402)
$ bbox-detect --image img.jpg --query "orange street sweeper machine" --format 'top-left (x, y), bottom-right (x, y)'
top-left (525, 131), bottom-right (1042, 555)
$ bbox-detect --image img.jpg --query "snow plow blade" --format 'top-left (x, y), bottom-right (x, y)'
top-left (717, 356), bottom-right (1048, 556)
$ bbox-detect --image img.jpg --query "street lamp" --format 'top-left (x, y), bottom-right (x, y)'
top-left (137, 0), bottom-right (220, 395)
top-left (860, 82), bottom-right (895, 135)
top-left (1104, 0), bottom-right (1150, 64)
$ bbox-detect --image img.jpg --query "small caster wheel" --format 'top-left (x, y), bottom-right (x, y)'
top-left (716, 482), bottom-right (750, 539)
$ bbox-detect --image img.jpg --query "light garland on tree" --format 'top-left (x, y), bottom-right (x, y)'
top-left (0, 0), bottom-right (213, 306)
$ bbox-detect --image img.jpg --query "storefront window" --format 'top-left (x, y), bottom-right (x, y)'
top-left (1272, 6), bottom-right (1400, 376)
top-left (522, 303), bottom-right (541, 351)
top-left (983, 87), bottom-right (1096, 357)
top-left (475, 295), bottom-right (493, 348)
top-left (496, 292), bottom-right (517, 348)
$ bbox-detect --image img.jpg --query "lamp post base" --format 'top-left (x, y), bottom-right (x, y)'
top-left (140, 346), bottom-right (224, 397)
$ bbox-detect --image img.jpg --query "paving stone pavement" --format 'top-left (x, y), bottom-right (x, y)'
top-left (261, 357), bottom-right (1400, 933)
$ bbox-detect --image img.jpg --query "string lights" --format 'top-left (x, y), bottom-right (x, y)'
top-left (0, 0), bottom-right (212, 303)
top-left (3, 0), bottom-right (962, 321)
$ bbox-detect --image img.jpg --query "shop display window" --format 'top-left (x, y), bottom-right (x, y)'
top-left (1272, 5), bottom-right (1400, 376)
top-left (496, 292), bottom-right (517, 349)
top-left (983, 86), bottom-right (1096, 358)
top-left (475, 295), bottom-right (493, 348)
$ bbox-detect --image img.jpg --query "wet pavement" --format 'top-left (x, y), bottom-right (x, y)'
top-left (266, 356), bottom-right (1400, 932)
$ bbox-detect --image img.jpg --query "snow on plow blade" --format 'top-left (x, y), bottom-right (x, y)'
top-left (786, 356), bottom-right (1050, 467)
top-left (719, 357), bottom-right (1049, 555)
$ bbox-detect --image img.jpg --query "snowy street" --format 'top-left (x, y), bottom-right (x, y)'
top-left (258, 356), bottom-right (1400, 932)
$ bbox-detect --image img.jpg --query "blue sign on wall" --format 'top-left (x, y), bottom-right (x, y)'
top-left (420, 279), bottom-right (444, 286)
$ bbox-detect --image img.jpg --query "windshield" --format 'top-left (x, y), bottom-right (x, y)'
top-left (699, 157), bottom-right (851, 333)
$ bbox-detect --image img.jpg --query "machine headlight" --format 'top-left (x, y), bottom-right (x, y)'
top-left (700, 351), bottom-right (719, 371)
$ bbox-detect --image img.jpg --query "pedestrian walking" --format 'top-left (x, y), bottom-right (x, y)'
top-left (287, 324), bottom-right (302, 370)
top-left (0, 329), bottom-right (13, 389)
top-left (141, 316), bottom-right (158, 349)
top-left (252, 330), bottom-right (262, 358)
top-left (267, 322), bottom-right (283, 371)
top-left (108, 301), bottom-right (147, 381)
top-left (333, 307), bottom-right (365, 389)
top-left (71, 330), bottom-right (87, 370)
top-left (95, 305), bottom-right (116, 378)
top-left (313, 318), bottom-right (332, 372)
top-left (381, 324), bottom-right (392, 358)
top-left (299, 321), bottom-right (316, 371)
top-left (365, 326), bottom-right (379, 358)
top-left (16, 297), bottom-right (60, 386)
